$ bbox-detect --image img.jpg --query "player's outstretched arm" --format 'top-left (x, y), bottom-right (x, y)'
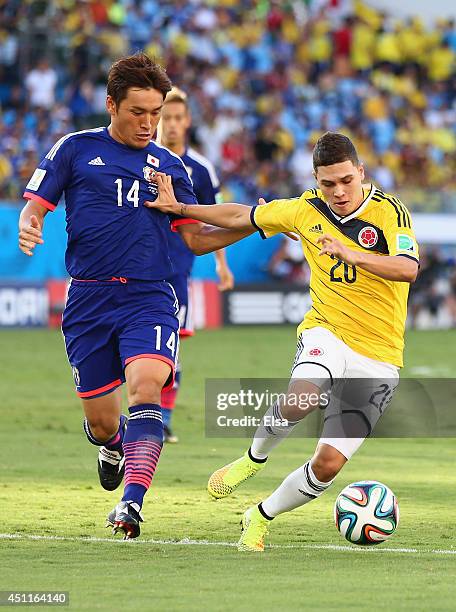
top-left (317, 234), bottom-right (418, 282)
top-left (18, 200), bottom-right (47, 256)
top-left (177, 222), bottom-right (254, 256)
top-left (145, 172), bottom-right (252, 230)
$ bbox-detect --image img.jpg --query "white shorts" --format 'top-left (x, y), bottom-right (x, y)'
top-left (291, 327), bottom-right (399, 459)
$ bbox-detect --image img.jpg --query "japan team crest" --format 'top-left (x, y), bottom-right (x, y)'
top-left (358, 226), bottom-right (378, 248)
top-left (143, 166), bottom-right (156, 182)
top-left (143, 166), bottom-right (158, 194)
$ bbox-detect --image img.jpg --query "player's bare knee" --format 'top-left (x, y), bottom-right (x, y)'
top-left (280, 402), bottom-right (312, 422)
top-left (280, 380), bottom-right (324, 422)
top-left (311, 452), bottom-right (346, 482)
top-left (128, 381), bottom-right (162, 406)
top-left (88, 419), bottom-right (118, 442)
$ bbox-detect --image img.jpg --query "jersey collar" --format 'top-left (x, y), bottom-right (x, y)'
top-left (325, 184), bottom-right (377, 224)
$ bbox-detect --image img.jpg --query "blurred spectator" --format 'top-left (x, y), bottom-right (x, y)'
top-left (0, 0), bottom-right (454, 205)
top-left (371, 154), bottom-right (396, 191)
top-left (24, 58), bottom-right (57, 110)
top-left (445, 270), bottom-right (456, 326)
top-left (409, 246), bottom-right (455, 328)
top-left (269, 235), bottom-right (311, 286)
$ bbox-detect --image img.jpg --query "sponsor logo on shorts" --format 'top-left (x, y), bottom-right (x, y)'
top-left (358, 226), bottom-right (378, 248)
top-left (72, 366), bottom-right (80, 387)
top-left (308, 347), bottom-right (324, 357)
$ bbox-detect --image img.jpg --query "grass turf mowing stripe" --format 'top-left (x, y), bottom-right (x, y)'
top-left (1, 533), bottom-right (455, 555)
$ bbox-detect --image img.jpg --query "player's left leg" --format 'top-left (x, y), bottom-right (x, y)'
top-left (108, 280), bottom-right (180, 539)
top-left (108, 357), bottom-right (172, 539)
top-left (161, 274), bottom-right (192, 443)
top-left (237, 440), bottom-right (350, 552)
top-left (208, 327), bottom-right (344, 499)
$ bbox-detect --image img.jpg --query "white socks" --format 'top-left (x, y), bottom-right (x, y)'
top-left (250, 401), bottom-right (300, 460)
top-left (260, 460), bottom-right (334, 518)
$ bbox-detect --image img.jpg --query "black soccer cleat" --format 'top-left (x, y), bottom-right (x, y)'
top-left (97, 416), bottom-right (127, 491)
top-left (106, 501), bottom-right (144, 540)
top-left (98, 447), bottom-right (125, 491)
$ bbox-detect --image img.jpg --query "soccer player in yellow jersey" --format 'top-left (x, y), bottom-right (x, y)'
top-left (147, 132), bottom-right (419, 551)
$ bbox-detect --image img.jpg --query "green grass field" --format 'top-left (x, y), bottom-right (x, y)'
top-left (1, 327), bottom-right (455, 611)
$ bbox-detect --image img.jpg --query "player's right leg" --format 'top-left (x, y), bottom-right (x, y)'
top-left (208, 327), bottom-right (343, 499)
top-left (62, 280), bottom-right (128, 492)
top-left (81, 389), bottom-right (128, 491)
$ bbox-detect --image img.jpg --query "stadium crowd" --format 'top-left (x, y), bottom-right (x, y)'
top-left (0, 0), bottom-right (455, 206)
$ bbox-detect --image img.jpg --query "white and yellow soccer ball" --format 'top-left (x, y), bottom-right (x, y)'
top-left (334, 481), bottom-right (399, 545)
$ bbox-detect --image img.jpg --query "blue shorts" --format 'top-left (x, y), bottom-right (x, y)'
top-left (62, 279), bottom-right (180, 399)
top-left (167, 273), bottom-right (193, 337)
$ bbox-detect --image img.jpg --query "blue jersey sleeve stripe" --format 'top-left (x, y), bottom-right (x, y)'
top-left (250, 205), bottom-right (266, 239)
top-left (46, 127), bottom-right (105, 160)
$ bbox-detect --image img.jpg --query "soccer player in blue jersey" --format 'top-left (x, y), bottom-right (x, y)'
top-left (157, 87), bottom-right (234, 442)
top-left (18, 53), bottom-right (253, 539)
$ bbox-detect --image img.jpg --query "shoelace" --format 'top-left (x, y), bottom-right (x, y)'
top-left (240, 462), bottom-right (262, 481)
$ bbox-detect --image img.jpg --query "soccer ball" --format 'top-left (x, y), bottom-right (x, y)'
top-left (334, 481), bottom-right (399, 545)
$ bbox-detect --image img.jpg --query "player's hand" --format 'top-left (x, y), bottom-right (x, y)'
top-left (216, 263), bottom-right (234, 291)
top-left (317, 234), bottom-right (359, 266)
top-left (144, 172), bottom-right (180, 213)
top-left (257, 197), bottom-right (299, 241)
top-left (18, 214), bottom-right (44, 256)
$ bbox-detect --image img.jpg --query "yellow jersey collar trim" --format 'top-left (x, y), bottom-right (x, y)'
top-left (326, 184), bottom-right (377, 224)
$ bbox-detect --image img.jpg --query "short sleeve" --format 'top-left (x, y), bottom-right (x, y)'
top-left (251, 198), bottom-right (300, 239)
top-left (382, 198), bottom-right (419, 262)
top-left (195, 166), bottom-right (220, 205)
top-left (23, 136), bottom-right (74, 211)
top-left (169, 160), bottom-right (199, 231)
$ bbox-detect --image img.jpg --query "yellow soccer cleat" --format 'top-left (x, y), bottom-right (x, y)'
top-left (207, 452), bottom-right (266, 499)
top-left (238, 505), bottom-right (270, 552)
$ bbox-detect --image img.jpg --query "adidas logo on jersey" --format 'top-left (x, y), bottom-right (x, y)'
top-left (88, 157), bottom-right (105, 166)
top-left (309, 223), bottom-right (323, 233)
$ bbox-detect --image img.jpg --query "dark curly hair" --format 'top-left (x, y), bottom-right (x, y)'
top-left (107, 52), bottom-right (172, 107)
top-left (313, 132), bottom-right (360, 171)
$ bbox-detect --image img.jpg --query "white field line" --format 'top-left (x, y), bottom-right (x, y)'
top-left (0, 533), bottom-right (455, 555)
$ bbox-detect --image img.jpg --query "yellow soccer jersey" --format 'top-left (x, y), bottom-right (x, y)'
top-left (251, 185), bottom-right (419, 367)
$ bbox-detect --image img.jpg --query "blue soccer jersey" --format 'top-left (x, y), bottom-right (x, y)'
top-left (166, 147), bottom-right (220, 275)
top-left (23, 127), bottom-right (198, 281)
